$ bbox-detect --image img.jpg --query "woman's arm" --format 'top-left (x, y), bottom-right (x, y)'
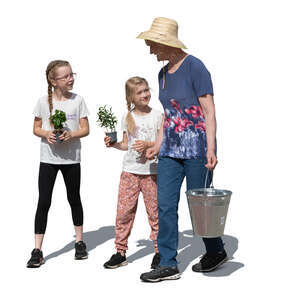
top-left (145, 115), bottom-right (165, 159)
top-left (198, 94), bottom-right (218, 170)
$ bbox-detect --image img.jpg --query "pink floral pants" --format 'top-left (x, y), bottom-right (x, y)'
top-left (115, 171), bottom-right (158, 253)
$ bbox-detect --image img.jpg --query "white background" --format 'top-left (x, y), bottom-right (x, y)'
top-left (1, 0), bottom-right (299, 299)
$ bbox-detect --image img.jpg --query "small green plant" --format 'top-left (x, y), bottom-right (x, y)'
top-left (50, 110), bottom-right (67, 131)
top-left (97, 105), bottom-right (117, 132)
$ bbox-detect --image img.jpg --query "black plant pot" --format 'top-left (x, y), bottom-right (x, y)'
top-left (106, 131), bottom-right (117, 144)
top-left (55, 130), bottom-right (63, 143)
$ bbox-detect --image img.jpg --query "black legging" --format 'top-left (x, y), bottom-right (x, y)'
top-left (34, 162), bottom-right (83, 234)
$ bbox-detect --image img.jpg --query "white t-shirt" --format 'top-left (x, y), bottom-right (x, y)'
top-left (121, 108), bottom-right (163, 175)
top-left (33, 93), bottom-right (89, 164)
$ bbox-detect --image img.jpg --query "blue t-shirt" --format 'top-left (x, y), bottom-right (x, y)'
top-left (158, 55), bottom-right (214, 159)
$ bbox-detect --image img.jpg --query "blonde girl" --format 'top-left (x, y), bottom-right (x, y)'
top-left (103, 77), bottom-right (163, 269)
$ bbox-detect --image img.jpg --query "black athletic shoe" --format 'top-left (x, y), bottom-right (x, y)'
top-left (103, 252), bottom-right (128, 269)
top-left (192, 250), bottom-right (228, 272)
top-left (27, 249), bottom-right (44, 268)
top-left (151, 253), bottom-right (160, 269)
top-left (75, 241), bottom-right (88, 260)
top-left (140, 266), bottom-right (181, 282)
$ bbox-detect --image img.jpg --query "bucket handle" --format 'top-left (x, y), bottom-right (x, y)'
top-left (204, 168), bottom-right (214, 190)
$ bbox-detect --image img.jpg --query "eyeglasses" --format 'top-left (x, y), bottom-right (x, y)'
top-left (55, 72), bottom-right (77, 81)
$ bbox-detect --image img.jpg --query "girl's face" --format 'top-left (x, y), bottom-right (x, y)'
top-left (51, 65), bottom-right (75, 91)
top-left (132, 83), bottom-right (151, 108)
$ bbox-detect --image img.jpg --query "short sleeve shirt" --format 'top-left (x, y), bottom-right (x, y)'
top-left (158, 55), bottom-right (214, 159)
top-left (33, 93), bottom-right (89, 164)
top-left (121, 108), bottom-right (163, 174)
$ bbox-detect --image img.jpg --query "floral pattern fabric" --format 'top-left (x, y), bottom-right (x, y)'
top-left (158, 55), bottom-right (214, 159)
top-left (115, 171), bottom-right (158, 253)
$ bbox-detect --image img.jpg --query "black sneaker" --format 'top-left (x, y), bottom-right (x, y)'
top-left (151, 253), bottom-right (160, 269)
top-left (140, 266), bottom-right (180, 282)
top-left (103, 252), bottom-right (128, 269)
top-left (27, 248), bottom-right (44, 268)
top-left (192, 250), bottom-right (228, 272)
top-left (75, 241), bottom-right (88, 260)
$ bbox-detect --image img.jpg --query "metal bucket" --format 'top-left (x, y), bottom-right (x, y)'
top-left (186, 171), bottom-right (232, 237)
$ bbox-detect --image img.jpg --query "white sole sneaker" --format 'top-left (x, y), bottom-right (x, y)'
top-left (146, 273), bottom-right (181, 282)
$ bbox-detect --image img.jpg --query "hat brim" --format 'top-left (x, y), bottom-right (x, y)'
top-left (137, 31), bottom-right (187, 49)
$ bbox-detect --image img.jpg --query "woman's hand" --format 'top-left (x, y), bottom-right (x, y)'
top-left (59, 130), bottom-right (73, 142)
top-left (104, 135), bottom-right (112, 147)
top-left (132, 140), bottom-right (149, 153)
top-left (206, 150), bottom-right (218, 170)
top-left (145, 144), bottom-right (160, 159)
top-left (45, 131), bottom-right (57, 144)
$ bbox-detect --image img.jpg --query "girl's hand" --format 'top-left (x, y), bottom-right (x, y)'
top-left (146, 144), bottom-right (159, 159)
top-left (205, 150), bottom-right (218, 170)
top-left (46, 131), bottom-right (57, 144)
top-left (59, 130), bottom-right (73, 141)
top-left (104, 136), bottom-right (112, 147)
top-left (132, 140), bottom-right (149, 153)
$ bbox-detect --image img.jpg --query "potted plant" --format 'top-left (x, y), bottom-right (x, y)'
top-left (50, 109), bottom-right (67, 143)
top-left (97, 105), bottom-right (117, 144)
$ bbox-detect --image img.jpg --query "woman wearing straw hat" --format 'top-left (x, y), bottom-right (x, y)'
top-left (137, 17), bottom-right (228, 282)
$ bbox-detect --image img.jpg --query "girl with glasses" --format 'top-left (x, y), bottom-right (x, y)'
top-left (27, 60), bottom-right (90, 267)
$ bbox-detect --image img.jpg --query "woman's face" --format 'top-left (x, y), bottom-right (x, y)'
top-left (145, 40), bottom-right (170, 61)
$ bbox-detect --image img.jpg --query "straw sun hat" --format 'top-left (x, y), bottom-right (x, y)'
top-left (137, 17), bottom-right (187, 49)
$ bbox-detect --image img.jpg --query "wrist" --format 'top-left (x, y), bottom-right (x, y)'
top-left (44, 130), bottom-right (51, 138)
top-left (207, 149), bottom-right (216, 155)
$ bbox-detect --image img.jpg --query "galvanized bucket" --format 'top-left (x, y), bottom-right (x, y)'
top-left (186, 171), bottom-right (232, 237)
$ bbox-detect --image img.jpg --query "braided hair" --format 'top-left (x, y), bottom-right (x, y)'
top-left (45, 60), bottom-right (70, 118)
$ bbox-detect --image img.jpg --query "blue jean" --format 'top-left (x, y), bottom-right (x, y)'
top-left (157, 156), bottom-right (224, 267)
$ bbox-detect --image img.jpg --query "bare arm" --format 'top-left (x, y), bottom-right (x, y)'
top-left (105, 131), bottom-right (128, 151)
top-left (155, 115), bottom-right (165, 149)
top-left (70, 117), bottom-right (89, 138)
top-left (198, 94), bottom-right (218, 169)
top-left (33, 117), bottom-right (56, 144)
top-left (33, 117), bottom-right (48, 138)
top-left (145, 115), bottom-right (165, 159)
top-left (132, 140), bottom-right (155, 153)
top-left (59, 117), bottom-right (90, 141)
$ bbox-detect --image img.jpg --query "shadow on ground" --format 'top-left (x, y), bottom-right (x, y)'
top-left (44, 225), bottom-right (115, 261)
top-left (129, 230), bottom-right (244, 276)
top-left (44, 226), bottom-right (244, 277)
top-left (177, 230), bottom-right (244, 276)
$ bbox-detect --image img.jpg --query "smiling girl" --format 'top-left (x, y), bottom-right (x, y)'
top-left (103, 77), bottom-right (163, 270)
top-left (27, 60), bottom-right (90, 268)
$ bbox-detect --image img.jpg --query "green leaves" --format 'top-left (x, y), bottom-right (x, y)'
top-left (50, 110), bottom-right (67, 130)
top-left (96, 105), bottom-right (117, 132)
